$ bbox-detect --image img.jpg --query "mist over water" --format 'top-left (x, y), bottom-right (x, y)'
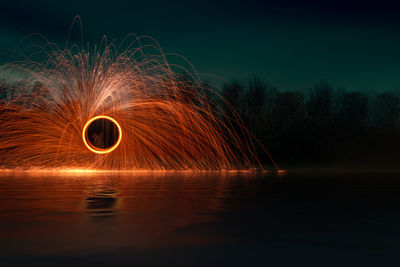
top-left (0, 171), bottom-right (399, 266)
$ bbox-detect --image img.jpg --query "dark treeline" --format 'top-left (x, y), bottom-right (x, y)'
top-left (2, 77), bottom-right (400, 169)
top-left (221, 78), bottom-right (400, 169)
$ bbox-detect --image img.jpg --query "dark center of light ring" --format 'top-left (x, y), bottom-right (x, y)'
top-left (82, 116), bottom-right (122, 154)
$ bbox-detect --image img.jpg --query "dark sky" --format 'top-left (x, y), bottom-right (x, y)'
top-left (2, 0), bottom-right (400, 91)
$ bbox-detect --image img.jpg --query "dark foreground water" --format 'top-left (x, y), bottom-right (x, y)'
top-left (1, 171), bottom-right (400, 266)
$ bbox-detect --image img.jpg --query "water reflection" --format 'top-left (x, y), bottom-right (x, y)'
top-left (86, 186), bottom-right (119, 222)
top-left (1, 171), bottom-right (400, 266)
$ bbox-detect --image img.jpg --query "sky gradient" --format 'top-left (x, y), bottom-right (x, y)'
top-left (1, 0), bottom-right (400, 91)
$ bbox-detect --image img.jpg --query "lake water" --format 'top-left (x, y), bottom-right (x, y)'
top-left (0, 171), bottom-right (399, 266)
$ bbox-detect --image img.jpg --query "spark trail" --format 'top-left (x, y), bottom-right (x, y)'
top-left (0, 35), bottom-right (276, 171)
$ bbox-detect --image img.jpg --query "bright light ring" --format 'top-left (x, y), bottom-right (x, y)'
top-left (82, 115), bottom-right (122, 154)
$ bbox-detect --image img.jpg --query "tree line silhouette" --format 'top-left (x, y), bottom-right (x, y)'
top-left (1, 77), bottom-right (400, 169)
top-left (220, 78), bottom-right (400, 168)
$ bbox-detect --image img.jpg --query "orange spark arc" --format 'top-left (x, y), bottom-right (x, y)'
top-left (0, 34), bottom-right (279, 171)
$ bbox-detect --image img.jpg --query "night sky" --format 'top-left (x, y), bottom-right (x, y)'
top-left (2, 0), bottom-right (400, 91)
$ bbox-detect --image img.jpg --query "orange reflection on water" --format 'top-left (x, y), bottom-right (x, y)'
top-left (0, 171), bottom-right (267, 255)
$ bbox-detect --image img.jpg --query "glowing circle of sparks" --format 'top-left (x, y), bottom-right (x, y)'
top-left (82, 115), bottom-right (122, 154)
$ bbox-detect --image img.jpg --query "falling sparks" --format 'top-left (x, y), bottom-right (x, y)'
top-left (0, 35), bottom-right (277, 171)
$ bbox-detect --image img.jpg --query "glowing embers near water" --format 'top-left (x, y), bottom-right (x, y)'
top-left (0, 34), bottom-right (277, 170)
top-left (82, 116), bottom-right (122, 154)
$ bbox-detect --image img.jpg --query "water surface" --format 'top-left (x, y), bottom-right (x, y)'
top-left (0, 171), bottom-right (399, 266)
